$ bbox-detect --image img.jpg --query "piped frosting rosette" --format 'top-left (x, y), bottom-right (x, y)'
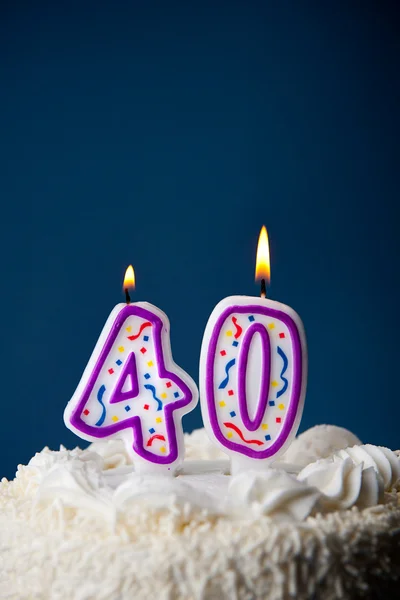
top-left (298, 457), bottom-right (383, 511)
top-left (335, 444), bottom-right (400, 491)
top-left (298, 444), bottom-right (400, 511)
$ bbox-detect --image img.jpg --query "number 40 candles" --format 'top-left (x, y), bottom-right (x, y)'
top-left (64, 266), bottom-right (198, 474)
top-left (64, 228), bottom-right (306, 475)
top-left (200, 226), bottom-right (307, 474)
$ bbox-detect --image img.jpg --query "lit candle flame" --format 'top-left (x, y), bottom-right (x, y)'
top-left (123, 265), bottom-right (135, 291)
top-left (255, 225), bottom-right (270, 284)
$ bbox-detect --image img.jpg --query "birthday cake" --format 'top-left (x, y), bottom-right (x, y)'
top-left (1, 425), bottom-right (400, 600)
top-left (4, 255), bottom-right (398, 599)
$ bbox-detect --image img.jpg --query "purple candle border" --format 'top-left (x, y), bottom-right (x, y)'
top-left (205, 304), bottom-right (303, 459)
top-left (237, 323), bottom-right (271, 432)
top-left (109, 352), bottom-right (139, 405)
top-left (69, 305), bottom-right (194, 465)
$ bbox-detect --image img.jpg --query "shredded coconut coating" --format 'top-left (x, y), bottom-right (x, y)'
top-left (0, 430), bottom-right (400, 600)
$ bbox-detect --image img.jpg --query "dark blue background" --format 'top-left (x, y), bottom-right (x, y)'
top-left (1, 1), bottom-right (398, 478)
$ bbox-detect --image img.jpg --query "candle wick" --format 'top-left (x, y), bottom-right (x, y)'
top-left (125, 288), bottom-right (131, 305)
top-left (260, 278), bottom-right (267, 299)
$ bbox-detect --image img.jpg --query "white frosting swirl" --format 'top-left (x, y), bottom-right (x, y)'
top-left (335, 444), bottom-right (400, 491)
top-left (229, 469), bottom-right (320, 521)
top-left (298, 457), bottom-right (384, 511)
top-left (14, 446), bottom-right (104, 497)
top-left (16, 436), bottom-right (399, 527)
top-left (31, 450), bottom-right (116, 520)
top-left (25, 447), bottom-right (321, 523)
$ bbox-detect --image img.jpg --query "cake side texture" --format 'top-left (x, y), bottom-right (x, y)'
top-left (0, 427), bottom-right (399, 600)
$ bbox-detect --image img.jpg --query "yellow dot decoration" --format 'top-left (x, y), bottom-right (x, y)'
top-left (161, 392), bottom-right (167, 399)
top-left (126, 326), bottom-right (132, 332)
top-left (268, 323), bottom-right (275, 330)
top-left (278, 403), bottom-right (285, 410)
top-left (227, 431), bottom-right (233, 439)
top-left (156, 417), bottom-right (162, 424)
top-left (219, 401), bottom-right (226, 407)
top-left (271, 380), bottom-right (278, 387)
top-left (262, 423), bottom-right (268, 430)
top-left (111, 416), bottom-right (119, 422)
top-left (118, 346), bottom-right (125, 353)
top-left (160, 446), bottom-right (166, 453)
top-left (226, 330), bottom-right (233, 337)
top-left (147, 360), bottom-right (154, 367)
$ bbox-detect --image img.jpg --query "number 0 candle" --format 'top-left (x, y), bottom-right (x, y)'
top-left (200, 227), bottom-right (307, 473)
top-left (64, 266), bottom-right (198, 474)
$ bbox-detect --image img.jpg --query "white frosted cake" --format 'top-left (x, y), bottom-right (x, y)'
top-left (1, 425), bottom-right (400, 600)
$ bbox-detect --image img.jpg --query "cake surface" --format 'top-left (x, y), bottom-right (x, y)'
top-left (1, 426), bottom-right (399, 600)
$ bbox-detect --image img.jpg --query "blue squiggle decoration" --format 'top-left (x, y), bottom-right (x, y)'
top-left (95, 385), bottom-right (107, 426)
top-left (277, 347), bottom-right (288, 398)
top-left (144, 384), bottom-right (163, 411)
top-left (218, 358), bottom-right (236, 389)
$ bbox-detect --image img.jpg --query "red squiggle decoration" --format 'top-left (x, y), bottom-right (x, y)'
top-left (146, 434), bottom-right (166, 447)
top-left (127, 321), bottom-right (152, 341)
top-left (224, 422), bottom-right (264, 446)
top-left (232, 317), bottom-right (243, 339)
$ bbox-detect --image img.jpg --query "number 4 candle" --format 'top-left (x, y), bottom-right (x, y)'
top-left (200, 227), bottom-right (307, 474)
top-left (64, 266), bottom-right (198, 474)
